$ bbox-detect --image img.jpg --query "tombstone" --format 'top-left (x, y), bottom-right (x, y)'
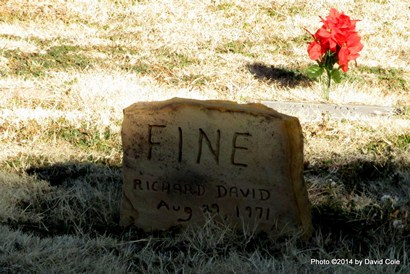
top-left (120, 98), bottom-right (313, 238)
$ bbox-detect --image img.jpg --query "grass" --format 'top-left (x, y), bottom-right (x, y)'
top-left (0, 0), bottom-right (409, 272)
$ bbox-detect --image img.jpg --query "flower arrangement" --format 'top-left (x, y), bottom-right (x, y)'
top-left (306, 8), bottom-right (364, 100)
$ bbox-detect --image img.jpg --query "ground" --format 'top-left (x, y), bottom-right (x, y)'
top-left (0, 0), bottom-right (409, 273)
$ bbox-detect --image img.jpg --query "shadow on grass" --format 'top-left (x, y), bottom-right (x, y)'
top-left (21, 162), bottom-right (186, 241)
top-left (306, 157), bottom-right (410, 255)
top-left (4, 157), bottom-right (407, 258)
top-left (305, 159), bottom-right (408, 193)
top-left (246, 62), bottom-right (312, 88)
top-left (21, 162), bottom-right (125, 237)
top-left (26, 161), bottom-right (121, 187)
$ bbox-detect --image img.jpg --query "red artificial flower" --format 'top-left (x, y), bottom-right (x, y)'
top-left (306, 8), bottom-right (363, 72)
top-left (337, 32), bottom-right (364, 72)
top-left (307, 40), bottom-right (323, 60)
top-left (323, 8), bottom-right (359, 33)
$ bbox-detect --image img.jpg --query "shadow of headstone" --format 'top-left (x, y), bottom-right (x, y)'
top-left (26, 162), bottom-right (122, 187)
top-left (247, 62), bottom-right (311, 88)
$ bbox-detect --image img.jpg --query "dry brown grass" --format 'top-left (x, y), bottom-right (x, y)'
top-left (0, 0), bottom-right (409, 272)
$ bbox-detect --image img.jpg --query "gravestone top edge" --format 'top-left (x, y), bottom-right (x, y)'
top-left (124, 97), bottom-right (297, 120)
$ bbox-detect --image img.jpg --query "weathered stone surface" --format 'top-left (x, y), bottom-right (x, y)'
top-left (120, 98), bottom-right (313, 238)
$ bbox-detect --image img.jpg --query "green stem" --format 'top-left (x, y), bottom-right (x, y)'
top-left (321, 50), bottom-right (335, 101)
top-left (324, 68), bottom-right (331, 101)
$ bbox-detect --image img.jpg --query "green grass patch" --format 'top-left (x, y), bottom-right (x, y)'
top-left (208, 2), bottom-right (245, 16)
top-left (264, 36), bottom-right (303, 57)
top-left (0, 1), bottom-right (80, 24)
top-left (159, 51), bottom-right (196, 69)
top-left (291, 34), bottom-right (311, 44)
top-left (166, 73), bottom-right (212, 87)
top-left (0, 46), bottom-right (93, 78)
top-left (343, 65), bottom-right (410, 92)
top-left (0, 36), bottom-right (201, 80)
top-left (261, 3), bottom-right (307, 18)
top-left (368, 0), bottom-right (388, 3)
top-left (262, 7), bottom-right (287, 20)
top-left (125, 50), bottom-right (200, 81)
top-left (395, 134), bottom-right (410, 150)
top-left (1, 154), bottom-right (53, 173)
top-left (216, 40), bottom-right (255, 57)
top-left (361, 139), bottom-right (393, 156)
top-left (49, 122), bottom-right (121, 156)
top-left (359, 134), bottom-right (409, 159)
top-left (0, 118), bottom-right (121, 168)
top-left (359, 66), bottom-right (409, 91)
